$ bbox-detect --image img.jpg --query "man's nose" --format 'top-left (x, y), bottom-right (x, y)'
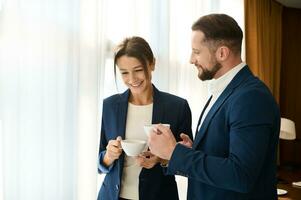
top-left (190, 54), bottom-right (195, 64)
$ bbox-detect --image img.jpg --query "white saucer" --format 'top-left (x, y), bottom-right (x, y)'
top-left (277, 188), bottom-right (288, 196)
top-left (292, 181), bottom-right (301, 187)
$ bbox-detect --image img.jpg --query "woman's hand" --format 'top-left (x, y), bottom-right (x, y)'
top-left (135, 150), bottom-right (159, 169)
top-left (103, 136), bottom-right (122, 167)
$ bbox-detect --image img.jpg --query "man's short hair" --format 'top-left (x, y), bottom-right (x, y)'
top-left (192, 14), bottom-right (243, 54)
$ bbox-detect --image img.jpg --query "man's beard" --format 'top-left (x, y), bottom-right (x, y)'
top-left (198, 61), bottom-right (222, 81)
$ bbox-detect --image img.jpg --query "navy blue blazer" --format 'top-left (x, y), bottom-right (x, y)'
top-left (98, 85), bottom-right (192, 200)
top-left (167, 66), bottom-right (280, 200)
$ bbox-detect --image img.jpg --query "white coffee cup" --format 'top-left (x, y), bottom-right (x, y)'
top-left (120, 139), bottom-right (147, 156)
top-left (143, 124), bottom-right (170, 137)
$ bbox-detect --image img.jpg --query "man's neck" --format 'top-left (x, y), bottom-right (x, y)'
top-left (214, 56), bottom-right (242, 79)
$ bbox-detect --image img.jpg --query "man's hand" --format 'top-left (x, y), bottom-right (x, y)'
top-left (103, 136), bottom-right (122, 167)
top-left (148, 124), bottom-right (177, 160)
top-left (178, 133), bottom-right (193, 148)
top-left (135, 151), bottom-right (159, 169)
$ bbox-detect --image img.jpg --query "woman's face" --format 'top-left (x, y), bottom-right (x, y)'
top-left (116, 55), bottom-right (154, 95)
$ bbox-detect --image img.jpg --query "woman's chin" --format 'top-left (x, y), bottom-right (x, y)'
top-left (130, 86), bottom-right (144, 94)
top-left (129, 82), bottom-right (152, 95)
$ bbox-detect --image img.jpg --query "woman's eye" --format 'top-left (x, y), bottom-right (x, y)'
top-left (135, 69), bottom-right (143, 72)
top-left (121, 72), bottom-right (128, 75)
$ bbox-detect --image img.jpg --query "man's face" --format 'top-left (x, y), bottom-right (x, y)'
top-left (190, 31), bottom-right (221, 81)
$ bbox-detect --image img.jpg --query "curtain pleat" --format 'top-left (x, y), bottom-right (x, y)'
top-left (244, 0), bottom-right (282, 102)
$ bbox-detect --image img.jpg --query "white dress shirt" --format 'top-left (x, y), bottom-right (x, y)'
top-left (198, 62), bottom-right (246, 130)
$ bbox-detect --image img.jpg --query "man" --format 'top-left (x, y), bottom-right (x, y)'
top-left (148, 14), bottom-right (280, 200)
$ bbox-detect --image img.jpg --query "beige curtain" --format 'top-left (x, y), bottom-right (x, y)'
top-left (244, 0), bottom-right (282, 102)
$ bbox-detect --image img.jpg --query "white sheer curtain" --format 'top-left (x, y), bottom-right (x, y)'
top-left (0, 0), bottom-right (99, 199)
top-left (0, 121), bottom-right (3, 200)
top-left (99, 0), bottom-right (244, 199)
top-left (0, 0), bottom-right (244, 199)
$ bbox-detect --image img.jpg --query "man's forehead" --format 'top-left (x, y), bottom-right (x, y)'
top-left (192, 30), bottom-right (205, 38)
top-left (192, 31), bottom-right (206, 47)
top-left (192, 31), bottom-right (206, 43)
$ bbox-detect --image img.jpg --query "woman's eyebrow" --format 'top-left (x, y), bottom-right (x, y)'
top-left (119, 65), bottom-right (143, 71)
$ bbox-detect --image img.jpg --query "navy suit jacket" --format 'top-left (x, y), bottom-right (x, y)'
top-left (167, 66), bottom-right (280, 200)
top-left (98, 85), bottom-right (192, 200)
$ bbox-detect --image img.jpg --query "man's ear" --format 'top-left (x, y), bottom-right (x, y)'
top-left (216, 46), bottom-right (230, 62)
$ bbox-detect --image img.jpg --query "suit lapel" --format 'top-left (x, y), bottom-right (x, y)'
top-left (193, 66), bottom-right (253, 148)
top-left (115, 90), bottom-right (129, 180)
top-left (193, 87), bottom-right (234, 147)
top-left (116, 90), bottom-right (129, 140)
top-left (152, 85), bottom-right (164, 124)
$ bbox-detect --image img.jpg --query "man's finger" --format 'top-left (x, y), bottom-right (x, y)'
top-left (156, 124), bottom-right (170, 133)
top-left (180, 133), bottom-right (191, 142)
top-left (151, 127), bottom-right (162, 135)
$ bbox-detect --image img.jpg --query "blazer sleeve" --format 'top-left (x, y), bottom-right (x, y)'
top-left (98, 103), bottom-right (114, 174)
top-left (98, 119), bottom-right (113, 174)
top-left (166, 90), bottom-right (280, 193)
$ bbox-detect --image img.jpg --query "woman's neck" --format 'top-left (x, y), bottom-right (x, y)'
top-left (129, 86), bottom-right (153, 105)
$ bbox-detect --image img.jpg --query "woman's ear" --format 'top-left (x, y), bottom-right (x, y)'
top-left (216, 46), bottom-right (230, 62)
top-left (150, 58), bottom-right (156, 71)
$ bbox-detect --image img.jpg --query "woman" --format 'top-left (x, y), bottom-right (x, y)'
top-left (98, 36), bottom-right (192, 200)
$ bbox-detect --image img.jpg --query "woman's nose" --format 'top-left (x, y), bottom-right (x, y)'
top-left (128, 72), bottom-right (137, 83)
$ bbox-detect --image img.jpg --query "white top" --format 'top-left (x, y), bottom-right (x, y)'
top-left (119, 103), bottom-right (153, 200)
top-left (198, 62), bottom-right (246, 130)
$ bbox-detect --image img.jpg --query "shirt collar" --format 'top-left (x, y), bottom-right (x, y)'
top-left (208, 62), bottom-right (246, 96)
